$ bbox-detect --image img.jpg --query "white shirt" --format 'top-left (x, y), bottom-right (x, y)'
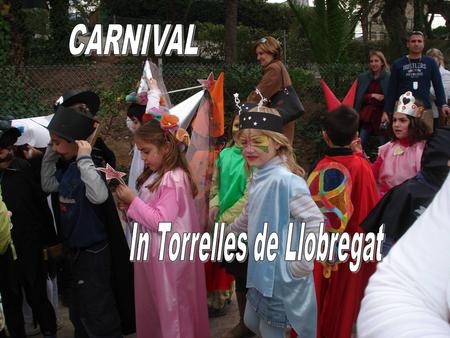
top-left (357, 173), bottom-right (450, 337)
top-left (430, 66), bottom-right (450, 118)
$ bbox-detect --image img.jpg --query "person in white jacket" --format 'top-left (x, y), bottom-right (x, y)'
top-left (428, 48), bottom-right (450, 129)
top-left (357, 166), bottom-right (450, 337)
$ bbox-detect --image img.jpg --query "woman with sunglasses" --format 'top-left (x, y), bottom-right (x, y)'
top-left (246, 36), bottom-right (297, 143)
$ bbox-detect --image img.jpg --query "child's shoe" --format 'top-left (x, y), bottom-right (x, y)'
top-left (25, 322), bottom-right (40, 336)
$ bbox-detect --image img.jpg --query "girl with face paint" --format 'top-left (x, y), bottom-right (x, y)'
top-left (226, 106), bottom-right (323, 338)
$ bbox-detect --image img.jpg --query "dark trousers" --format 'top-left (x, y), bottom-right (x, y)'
top-left (0, 246), bottom-right (56, 338)
top-left (67, 244), bottom-right (122, 338)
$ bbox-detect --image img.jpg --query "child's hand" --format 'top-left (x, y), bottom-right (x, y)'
top-left (117, 201), bottom-right (130, 211)
top-left (23, 145), bottom-right (42, 160)
top-left (371, 93), bottom-right (384, 101)
top-left (86, 123), bottom-right (100, 145)
top-left (75, 140), bottom-right (92, 157)
top-left (116, 184), bottom-right (136, 205)
top-left (441, 105), bottom-right (450, 118)
top-left (145, 77), bottom-right (159, 91)
top-left (350, 138), bottom-right (363, 153)
top-left (149, 78), bottom-right (158, 90)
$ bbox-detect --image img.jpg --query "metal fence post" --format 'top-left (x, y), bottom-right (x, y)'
top-left (158, 58), bottom-right (163, 73)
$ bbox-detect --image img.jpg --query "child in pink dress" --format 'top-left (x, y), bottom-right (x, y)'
top-left (371, 92), bottom-right (431, 194)
top-left (116, 116), bottom-right (209, 338)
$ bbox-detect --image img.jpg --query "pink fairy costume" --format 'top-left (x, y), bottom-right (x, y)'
top-left (372, 139), bottom-right (425, 195)
top-left (372, 91), bottom-right (427, 195)
top-left (127, 168), bottom-right (210, 338)
top-left (125, 107), bottom-right (207, 338)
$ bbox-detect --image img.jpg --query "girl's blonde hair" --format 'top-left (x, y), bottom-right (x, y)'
top-left (426, 48), bottom-right (445, 67)
top-left (237, 106), bottom-right (306, 177)
top-left (369, 50), bottom-right (390, 72)
top-left (134, 120), bottom-right (198, 197)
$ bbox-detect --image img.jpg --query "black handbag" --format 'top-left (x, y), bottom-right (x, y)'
top-left (268, 65), bottom-right (305, 124)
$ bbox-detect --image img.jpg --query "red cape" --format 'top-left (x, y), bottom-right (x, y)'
top-left (298, 153), bottom-right (379, 338)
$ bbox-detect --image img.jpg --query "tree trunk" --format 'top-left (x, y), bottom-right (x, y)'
top-left (359, 0), bottom-right (375, 43)
top-left (361, 14), bottom-right (369, 42)
top-left (4, 0), bottom-right (26, 67)
top-left (446, 17), bottom-right (450, 39)
top-left (182, 0), bottom-right (194, 26)
top-left (49, 0), bottom-right (70, 61)
top-left (414, 0), bottom-right (425, 31)
top-left (425, 11), bottom-right (434, 38)
top-left (225, 0), bottom-right (237, 64)
top-left (381, 0), bottom-right (408, 59)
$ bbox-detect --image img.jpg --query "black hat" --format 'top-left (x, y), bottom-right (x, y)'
top-left (47, 106), bottom-right (96, 141)
top-left (0, 119), bottom-right (21, 148)
top-left (54, 90), bottom-right (100, 115)
top-left (239, 103), bottom-right (284, 133)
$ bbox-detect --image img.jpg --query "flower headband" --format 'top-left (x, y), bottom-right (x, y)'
top-left (143, 108), bottom-right (190, 148)
top-left (125, 91), bottom-right (148, 106)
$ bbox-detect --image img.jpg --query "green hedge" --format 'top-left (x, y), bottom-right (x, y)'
top-left (0, 67), bottom-right (49, 118)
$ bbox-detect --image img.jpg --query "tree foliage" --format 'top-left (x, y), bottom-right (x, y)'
top-left (48, 0), bottom-right (71, 62)
top-left (0, 10), bottom-right (11, 65)
top-left (287, 0), bottom-right (362, 65)
top-left (101, 0), bottom-right (292, 32)
top-left (195, 21), bottom-right (285, 63)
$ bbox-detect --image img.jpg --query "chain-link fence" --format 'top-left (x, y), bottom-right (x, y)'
top-left (0, 61), bottom-right (365, 118)
top-left (0, 60), bottom-right (367, 167)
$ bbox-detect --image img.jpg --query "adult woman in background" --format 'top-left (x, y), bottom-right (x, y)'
top-left (246, 36), bottom-right (297, 143)
top-left (355, 51), bottom-right (390, 149)
top-left (427, 48), bottom-right (450, 129)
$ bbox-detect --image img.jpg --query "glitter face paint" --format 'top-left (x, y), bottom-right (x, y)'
top-left (237, 134), bottom-right (270, 153)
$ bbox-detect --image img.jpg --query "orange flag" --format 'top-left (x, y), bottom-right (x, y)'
top-left (209, 72), bottom-right (224, 137)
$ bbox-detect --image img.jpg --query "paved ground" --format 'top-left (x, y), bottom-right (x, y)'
top-left (26, 294), bottom-right (248, 338)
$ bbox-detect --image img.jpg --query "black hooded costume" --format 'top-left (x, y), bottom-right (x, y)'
top-left (44, 107), bottom-right (135, 335)
top-left (0, 125), bottom-right (57, 337)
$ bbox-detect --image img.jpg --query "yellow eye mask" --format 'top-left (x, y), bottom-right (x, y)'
top-left (237, 135), bottom-right (270, 153)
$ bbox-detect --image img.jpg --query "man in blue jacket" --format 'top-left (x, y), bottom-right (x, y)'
top-left (382, 31), bottom-right (450, 130)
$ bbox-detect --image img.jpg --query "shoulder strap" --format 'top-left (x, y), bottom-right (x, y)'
top-left (279, 62), bottom-right (286, 88)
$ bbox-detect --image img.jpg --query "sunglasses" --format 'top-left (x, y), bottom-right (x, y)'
top-left (259, 37), bottom-right (268, 44)
top-left (409, 30), bottom-right (424, 37)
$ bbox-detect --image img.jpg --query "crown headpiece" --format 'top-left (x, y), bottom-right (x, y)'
top-left (396, 91), bottom-right (422, 118)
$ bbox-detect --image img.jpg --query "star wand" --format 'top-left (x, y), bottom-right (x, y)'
top-left (96, 163), bottom-right (127, 185)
